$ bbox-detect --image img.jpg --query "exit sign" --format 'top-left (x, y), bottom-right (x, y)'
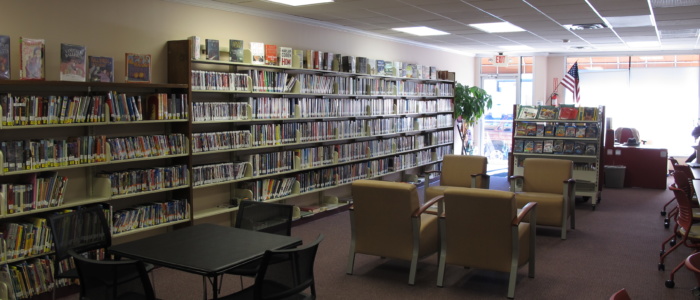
top-left (494, 55), bottom-right (509, 66)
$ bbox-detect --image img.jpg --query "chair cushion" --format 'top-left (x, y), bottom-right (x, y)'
top-left (515, 192), bottom-right (564, 226)
top-left (679, 224), bottom-right (700, 240)
top-left (425, 186), bottom-right (449, 201)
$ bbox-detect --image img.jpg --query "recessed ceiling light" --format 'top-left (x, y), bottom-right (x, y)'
top-left (499, 45), bottom-right (533, 51)
top-left (604, 15), bottom-right (653, 28)
top-left (267, 0), bottom-right (333, 6)
top-left (564, 23), bottom-right (607, 30)
top-left (392, 26), bottom-right (450, 36)
top-left (627, 41), bottom-right (661, 48)
top-left (469, 22), bottom-right (525, 33)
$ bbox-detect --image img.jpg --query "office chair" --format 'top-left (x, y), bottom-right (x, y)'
top-left (660, 186), bottom-right (700, 288)
top-left (435, 188), bottom-right (537, 299)
top-left (219, 234), bottom-right (324, 300)
top-left (609, 288), bottom-right (632, 300)
top-left (69, 249), bottom-right (156, 300)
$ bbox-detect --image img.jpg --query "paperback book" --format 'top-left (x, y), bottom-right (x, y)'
top-left (189, 36), bottom-right (201, 60)
top-left (264, 44), bottom-right (278, 66)
top-left (20, 37), bottom-right (45, 80)
top-left (206, 39), bottom-right (219, 60)
top-left (229, 39), bottom-right (244, 63)
top-left (125, 53), bottom-right (151, 83)
top-left (250, 42), bottom-right (264, 65)
top-left (279, 46), bottom-right (292, 67)
top-left (0, 35), bottom-right (9, 80)
top-left (59, 43), bottom-right (87, 82)
top-left (88, 56), bottom-right (114, 82)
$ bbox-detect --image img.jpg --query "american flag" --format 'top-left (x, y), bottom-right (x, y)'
top-left (561, 62), bottom-right (580, 103)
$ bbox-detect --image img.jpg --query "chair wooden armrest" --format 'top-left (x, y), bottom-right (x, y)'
top-left (509, 175), bottom-right (524, 181)
top-left (513, 202), bottom-right (537, 225)
top-left (413, 195), bottom-right (444, 217)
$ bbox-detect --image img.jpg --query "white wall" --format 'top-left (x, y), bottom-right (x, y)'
top-left (1, 0), bottom-right (475, 83)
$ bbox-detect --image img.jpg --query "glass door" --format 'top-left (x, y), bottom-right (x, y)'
top-left (479, 75), bottom-right (519, 174)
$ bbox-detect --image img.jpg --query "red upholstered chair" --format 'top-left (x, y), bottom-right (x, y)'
top-left (609, 288), bottom-right (631, 300)
top-left (614, 127), bottom-right (640, 144)
top-left (659, 185), bottom-right (700, 288)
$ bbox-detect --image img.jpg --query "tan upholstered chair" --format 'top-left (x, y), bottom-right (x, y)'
top-left (348, 179), bottom-right (439, 285)
top-left (433, 188), bottom-right (537, 299)
top-left (509, 158), bottom-right (576, 239)
top-left (424, 154), bottom-right (490, 201)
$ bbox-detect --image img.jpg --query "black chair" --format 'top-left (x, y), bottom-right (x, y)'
top-left (220, 200), bottom-right (295, 291)
top-left (69, 249), bottom-right (156, 300)
top-left (219, 234), bottom-right (324, 300)
top-left (47, 204), bottom-right (155, 298)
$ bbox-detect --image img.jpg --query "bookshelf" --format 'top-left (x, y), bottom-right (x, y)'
top-left (510, 104), bottom-right (605, 210)
top-left (0, 80), bottom-right (191, 298)
top-left (167, 39), bottom-right (455, 222)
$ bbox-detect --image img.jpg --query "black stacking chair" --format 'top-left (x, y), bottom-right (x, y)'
top-left (69, 249), bottom-right (156, 300)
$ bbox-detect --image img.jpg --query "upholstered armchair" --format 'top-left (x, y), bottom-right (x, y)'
top-left (509, 158), bottom-right (575, 239)
top-left (433, 187), bottom-right (537, 299)
top-left (348, 179), bottom-right (439, 285)
top-left (424, 154), bottom-right (490, 200)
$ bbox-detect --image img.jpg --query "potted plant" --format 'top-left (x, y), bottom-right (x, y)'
top-left (453, 83), bottom-right (493, 155)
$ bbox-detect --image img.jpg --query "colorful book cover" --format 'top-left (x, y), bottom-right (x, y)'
top-left (565, 125), bottom-right (576, 137)
top-left (537, 106), bottom-right (558, 119)
top-left (515, 122), bottom-right (527, 136)
top-left (384, 61), bottom-right (394, 76)
top-left (525, 124), bottom-right (537, 136)
top-left (544, 124), bottom-right (554, 136)
top-left (555, 125), bottom-right (566, 137)
top-left (575, 126), bottom-right (586, 138)
top-left (205, 39), bottom-right (219, 60)
top-left (19, 37), bottom-right (45, 80)
top-left (0, 35), bottom-right (9, 80)
top-left (585, 125), bottom-right (599, 138)
top-left (250, 42), bottom-right (264, 65)
top-left (59, 43), bottom-right (87, 82)
top-left (229, 39), bottom-right (244, 63)
top-left (563, 141), bottom-right (575, 154)
top-left (585, 143), bottom-right (597, 155)
top-left (513, 139), bottom-right (524, 153)
top-left (543, 140), bottom-right (554, 153)
top-left (536, 124), bottom-right (544, 136)
top-left (582, 107), bottom-right (598, 121)
top-left (189, 36), bottom-right (201, 60)
top-left (376, 60), bottom-right (385, 76)
top-left (88, 56), bottom-right (114, 82)
top-left (264, 44), bottom-right (278, 66)
top-left (558, 106), bottom-right (579, 120)
top-left (533, 140), bottom-right (543, 153)
top-left (279, 46), bottom-right (292, 68)
top-left (125, 53), bottom-right (151, 83)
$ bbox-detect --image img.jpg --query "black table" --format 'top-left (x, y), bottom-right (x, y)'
top-left (109, 223), bottom-right (302, 299)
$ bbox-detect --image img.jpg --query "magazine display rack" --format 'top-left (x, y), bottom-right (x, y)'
top-left (510, 104), bottom-right (605, 210)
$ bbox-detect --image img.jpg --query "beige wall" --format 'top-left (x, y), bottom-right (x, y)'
top-left (1, 0), bottom-right (475, 83)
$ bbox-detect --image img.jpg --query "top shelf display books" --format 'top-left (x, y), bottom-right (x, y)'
top-left (517, 105), bottom-right (599, 122)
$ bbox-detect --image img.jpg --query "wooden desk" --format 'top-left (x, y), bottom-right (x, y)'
top-left (608, 145), bottom-right (668, 189)
top-left (110, 223), bottom-right (302, 299)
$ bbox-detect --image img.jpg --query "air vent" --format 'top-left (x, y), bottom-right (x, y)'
top-left (651, 0), bottom-right (700, 8)
top-left (567, 46), bottom-right (595, 50)
top-left (564, 23), bottom-right (608, 30)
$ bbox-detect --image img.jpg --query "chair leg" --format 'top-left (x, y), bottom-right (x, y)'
top-left (437, 248), bottom-right (446, 287)
top-left (409, 248), bottom-right (419, 285)
top-left (346, 252), bottom-right (355, 275)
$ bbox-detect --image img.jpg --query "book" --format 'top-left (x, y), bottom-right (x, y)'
top-left (229, 39), bottom-right (244, 63)
top-left (574, 141), bottom-right (586, 155)
top-left (189, 36), bottom-right (201, 60)
top-left (523, 140), bottom-right (534, 153)
top-left (513, 140), bottom-right (524, 152)
top-left (563, 141), bottom-right (575, 154)
top-left (517, 106), bottom-right (538, 119)
top-left (585, 125), bottom-right (599, 138)
top-left (279, 46), bottom-right (292, 67)
top-left (19, 37), bottom-right (45, 80)
top-left (250, 42), bottom-right (264, 65)
top-left (0, 35), bottom-right (9, 80)
top-left (543, 140), bottom-right (554, 153)
top-left (558, 106), bottom-right (579, 120)
top-left (537, 106), bottom-right (558, 120)
top-left (525, 123), bottom-right (537, 136)
top-left (575, 126), bottom-right (586, 138)
top-left (376, 60), bottom-right (385, 76)
top-left (125, 53), bottom-right (151, 83)
top-left (544, 124), bottom-right (554, 136)
top-left (536, 124), bottom-right (544, 136)
top-left (585, 143), bottom-right (597, 155)
top-left (515, 122), bottom-right (527, 136)
top-left (205, 39), bottom-right (219, 60)
top-left (87, 56), bottom-right (114, 82)
top-left (384, 61), bottom-right (394, 76)
top-left (533, 140), bottom-right (543, 153)
top-left (555, 124), bottom-right (566, 137)
top-left (553, 140), bottom-right (564, 154)
top-left (264, 44), bottom-right (278, 66)
top-left (581, 107), bottom-right (597, 121)
top-left (59, 43), bottom-right (87, 82)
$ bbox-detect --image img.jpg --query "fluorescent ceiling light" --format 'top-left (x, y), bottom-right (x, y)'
top-left (469, 22), bottom-right (525, 33)
top-left (267, 0), bottom-right (333, 6)
top-left (392, 26), bottom-right (450, 36)
top-left (627, 41), bottom-right (661, 48)
top-left (564, 23), bottom-right (607, 30)
top-left (499, 45), bottom-right (533, 51)
top-left (604, 15), bottom-right (653, 28)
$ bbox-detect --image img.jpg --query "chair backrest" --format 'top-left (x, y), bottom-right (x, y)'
top-left (672, 167), bottom-right (695, 198)
top-left (522, 158), bottom-right (573, 194)
top-left (47, 204), bottom-right (111, 266)
top-left (252, 234), bottom-right (324, 300)
top-left (609, 288), bottom-right (632, 300)
top-left (440, 154), bottom-right (488, 188)
top-left (350, 179), bottom-right (420, 257)
top-left (615, 127), bottom-right (640, 144)
top-left (442, 188), bottom-right (519, 272)
top-left (674, 163), bottom-right (696, 180)
top-left (235, 200), bottom-right (294, 236)
top-left (69, 249), bottom-right (155, 300)
top-left (670, 185), bottom-right (694, 234)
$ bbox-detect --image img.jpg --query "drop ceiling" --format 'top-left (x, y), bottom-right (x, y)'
top-left (179, 0), bottom-right (700, 55)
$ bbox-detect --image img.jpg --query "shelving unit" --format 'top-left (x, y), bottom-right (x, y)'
top-left (510, 104), bottom-right (605, 210)
top-left (167, 39), bottom-right (455, 223)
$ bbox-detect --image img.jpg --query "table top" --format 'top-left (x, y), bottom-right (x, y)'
top-left (109, 223), bottom-right (302, 277)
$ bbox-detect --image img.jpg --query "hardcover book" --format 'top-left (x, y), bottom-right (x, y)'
top-left (20, 37), bottom-right (45, 80)
top-left (189, 36), bottom-right (201, 60)
top-left (125, 53), bottom-right (151, 83)
top-left (206, 39), bottom-right (219, 60)
top-left (88, 56), bottom-right (114, 82)
top-left (59, 43), bottom-right (87, 82)
top-left (537, 106), bottom-right (558, 120)
top-left (558, 106), bottom-right (579, 120)
top-left (250, 42), bottom-right (264, 65)
top-left (384, 61), bottom-right (394, 76)
top-left (376, 60), bottom-right (385, 76)
top-left (279, 46), bottom-right (292, 67)
top-left (517, 106), bottom-right (538, 119)
top-left (264, 44), bottom-right (278, 66)
top-left (0, 35), bottom-right (9, 80)
top-left (229, 39), bottom-right (244, 63)
top-left (582, 107), bottom-right (597, 121)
